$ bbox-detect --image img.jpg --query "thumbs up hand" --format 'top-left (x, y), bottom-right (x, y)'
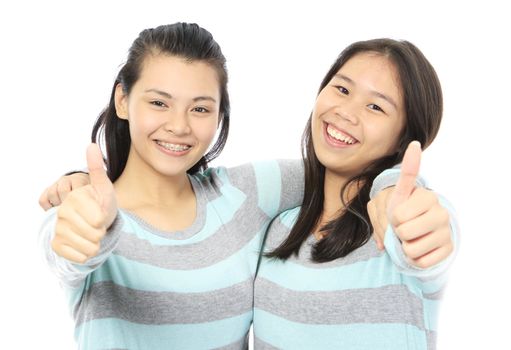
top-left (383, 141), bottom-right (453, 268)
top-left (51, 144), bottom-right (117, 264)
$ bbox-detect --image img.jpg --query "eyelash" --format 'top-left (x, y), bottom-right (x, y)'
top-left (334, 86), bottom-right (386, 114)
top-left (150, 101), bottom-right (210, 114)
top-left (335, 85), bottom-right (349, 95)
top-left (368, 104), bottom-right (385, 113)
top-left (192, 106), bottom-right (209, 113)
top-left (150, 100), bottom-right (167, 108)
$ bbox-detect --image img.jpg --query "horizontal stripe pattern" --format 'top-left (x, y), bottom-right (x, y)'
top-left (113, 203), bottom-right (269, 271)
top-left (254, 336), bottom-right (279, 350)
top-left (41, 161), bottom-right (306, 350)
top-left (82, 235), bottom-right (261, 294)
top-left (254, 309), bottom-right (430, 350)
top-left (75, 279), bottom-right (252, 326)
top-left (254, 208), bottom-right (446, 349)
top-left (255, 278), bottom-right (425, 328)
top-left (75, 313), bottom-right (252, 350)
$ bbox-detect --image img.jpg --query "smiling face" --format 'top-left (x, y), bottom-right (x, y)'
top-left (115, 54), bottom-right (221, 179)
top-left (311, 52), bottom-right (406, 179)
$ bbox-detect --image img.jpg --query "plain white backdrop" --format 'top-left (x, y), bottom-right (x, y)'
top-left (1, 0), bottom-right (509, 348)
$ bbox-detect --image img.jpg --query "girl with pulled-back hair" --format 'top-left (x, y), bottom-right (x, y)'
top-left (40, 22), bottom-right (278, 349)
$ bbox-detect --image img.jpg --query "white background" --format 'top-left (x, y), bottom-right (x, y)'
top-left (1, 0), bottom-right (509, 349)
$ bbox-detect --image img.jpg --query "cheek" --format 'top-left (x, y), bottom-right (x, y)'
top-left (366, 123), bottom-right (400, 155)
top-left (128, 104), bottom-right (159, 133)
top-left (194, 117), bottom-right (219, 143)
top-left (311, 110), bottom-right (323, 135)
top-left (129, 115), bottom-right (159, 138)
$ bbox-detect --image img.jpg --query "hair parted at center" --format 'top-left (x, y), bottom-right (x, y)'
top-left (91, 22), bottom-right (230, 182)
top-left (267, 38), bottom-right (443, 262)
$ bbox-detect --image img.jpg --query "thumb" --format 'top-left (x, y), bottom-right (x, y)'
top-left (388, 141), bottom-right (422, 214)
top-left (86, 143), bottom-right (112, 196)
top-left (86, 143), bottom-right (117, 228)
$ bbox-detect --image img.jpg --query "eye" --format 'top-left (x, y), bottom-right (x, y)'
top-left (150, 100), bottom-right (167, 108)
top-left (368, 103), bottom-right (385, 113)
top-left (335, 86), bottom-right (349, 95)
top-left (192, 106), bottom-right (209, 113)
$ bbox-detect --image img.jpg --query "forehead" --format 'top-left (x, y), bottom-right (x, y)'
top-left (135, 54), bottom-right (220, 98)
top-left (337, 52), bottom-right (403, 99)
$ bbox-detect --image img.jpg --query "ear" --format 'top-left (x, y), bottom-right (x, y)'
top-left (114, 83), bottom-right (129, 120)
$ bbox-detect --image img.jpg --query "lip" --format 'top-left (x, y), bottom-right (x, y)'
top-left (322, 122), bottom-right (359, 149)
top-left (154, 139), bottom-right (193, 157)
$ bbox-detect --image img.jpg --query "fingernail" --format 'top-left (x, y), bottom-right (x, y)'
top-left (410, 140), bottom-right (422, 149)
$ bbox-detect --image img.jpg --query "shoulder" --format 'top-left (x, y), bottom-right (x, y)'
top-left (191, 160), bottom-right (302, 191)
top-left (276, 207), bottom-right (301, 229)
top-left (263, 207), bottom-right (301, 250)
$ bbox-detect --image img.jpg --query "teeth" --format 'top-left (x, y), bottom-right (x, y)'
top-left (157, 141), bottom-right (191, 152)
top-left (326, 125), bottom-right (356, 144)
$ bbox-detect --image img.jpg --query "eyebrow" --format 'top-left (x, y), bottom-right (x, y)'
top-left (333, 74), bottom-right (398, 110)
top-left (144, 89), bottom-right (217, 103)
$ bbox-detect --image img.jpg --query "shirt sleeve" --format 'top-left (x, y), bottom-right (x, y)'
top-left (369, 166), bottom-right (459, 285)
top-left (369, 165), bottom-right (428, 199)
top-left (224, 159), bottom-right (305, 219)
top-left (39, 207), bottom-right (122, 289)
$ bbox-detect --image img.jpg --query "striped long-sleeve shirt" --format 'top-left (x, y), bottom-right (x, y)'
top-left (40, 160), bottom-right (304, 350)
top-left (253, 171), bottom-right (459, 350)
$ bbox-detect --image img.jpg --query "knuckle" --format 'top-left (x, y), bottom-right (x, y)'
top-left (391, 209), bottom-right (405, 226)
top-left (90, 216), bottom-right (105, 229)
top-left (56, 206), bottom-right (66, 219)
top-left (401, 240), bottom-right (411, 253)
top-left (58, 180), bottom-right (71, 194)
top-left (77, 174), bottom-right (90, 186)
top-left (90, 228), bottom-right (106, 243)
top-left (394, 226), bottom-right (405, 239)
top-left (50, 239), bottom-right (60, 252)
top-left (414, 258), bottom-right (430, 269)
top-left (51, 239), bottom-right (66, 257)
top-left (402, 241), bottom-right (418, 259)
top-left (90, 243), bottom-right (101, 257)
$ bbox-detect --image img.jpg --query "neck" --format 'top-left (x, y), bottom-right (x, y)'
top-left (113, 154), bottom-right (193, 211)
top-left (314, 168), bottom-right (361, 238)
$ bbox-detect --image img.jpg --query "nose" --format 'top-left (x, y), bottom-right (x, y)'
top-left (164, 109), bottom-right (191, 135)
top-left (335, 102), bottom-right (359, 125)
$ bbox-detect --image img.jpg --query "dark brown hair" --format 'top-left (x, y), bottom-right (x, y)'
top-left (268, 38), bottom-right (443, 262)
top-left (91, 22), bottom-right (230, 181)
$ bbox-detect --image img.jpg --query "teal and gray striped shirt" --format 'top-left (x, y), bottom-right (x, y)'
top-left (41, 161), bottom-right (304, 350)
top-left (41, 164), bottom-right (422, 349)
top-left (253, 170), bottom-right (458, 350)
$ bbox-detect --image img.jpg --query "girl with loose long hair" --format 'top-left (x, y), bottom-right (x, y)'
top-left (254, 39), bottom-right (458, 349)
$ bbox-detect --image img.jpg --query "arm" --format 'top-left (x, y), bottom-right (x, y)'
top-left (40, 207), bottom-right (121, 288)
top-left (40, 144), bottom-right (118, 287)
top-left (224, 159), bottom-right (304, 218)
top-left (39, 171), bottom-right (90, 210)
